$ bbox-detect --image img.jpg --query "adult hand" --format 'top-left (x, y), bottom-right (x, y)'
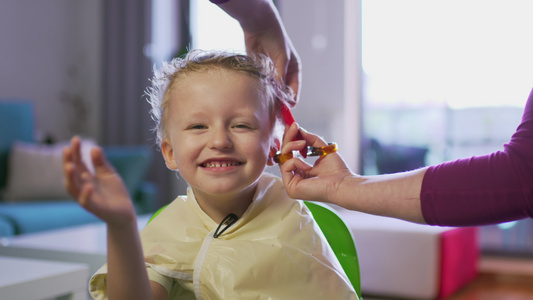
top-left (217, 0), bottom-right (301, 106)
top-left (63, 136), bottom-right (135, 226)
top-left (278, 123), bottom-right (354, 203)
top-left (243, 26), bottom-right (301, 107)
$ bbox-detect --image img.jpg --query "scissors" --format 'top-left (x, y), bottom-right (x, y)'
top-left (278, 102), bottom-right (338, 164)
top-left (274, 142), bottom-right (338, 164)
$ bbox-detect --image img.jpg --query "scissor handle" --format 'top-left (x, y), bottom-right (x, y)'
top-left (274, 143), bottom-right (338, 164)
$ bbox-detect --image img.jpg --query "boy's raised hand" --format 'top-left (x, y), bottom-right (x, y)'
top-left (63, 136), bottom-right (136, 226)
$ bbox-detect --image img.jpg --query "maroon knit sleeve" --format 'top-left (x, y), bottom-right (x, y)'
top-left (421, 88), bottom-right (533, 226)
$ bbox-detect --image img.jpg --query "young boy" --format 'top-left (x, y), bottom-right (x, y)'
top-left (63, 50), bottom-right (357, 299)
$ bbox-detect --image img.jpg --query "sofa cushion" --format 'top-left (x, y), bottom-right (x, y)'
top-left (3, 140), bottom-right (95, 201)
top-left (0, 201), bottom-right (100, 235)
top-left (0, 101), bottom-right (35, 190)
top-left (0, 215), bottom-right (15, 237)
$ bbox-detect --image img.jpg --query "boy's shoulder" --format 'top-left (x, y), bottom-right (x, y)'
top-left (255, 172), bottom-right (299, 205)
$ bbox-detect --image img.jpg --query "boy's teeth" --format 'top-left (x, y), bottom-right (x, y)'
top-left (205, 162), bottom-right (238, 168)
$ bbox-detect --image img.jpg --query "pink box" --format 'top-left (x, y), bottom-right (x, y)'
top-left (336, 209), bottom-right (478, 299)
top-left (438, 227), bottom-right (478, 299)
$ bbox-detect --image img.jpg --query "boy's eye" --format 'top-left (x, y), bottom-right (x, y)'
top-left (188, 124), bottom-right (207, 130)
top-left (234, 123), bottom-right (252, 129)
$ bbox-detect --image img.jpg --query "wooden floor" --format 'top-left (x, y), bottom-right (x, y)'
top-left (448, 256), bottom-right (533, 300)
top-left (447, 273), bottom-right (533, 300)
top-left (364, 256), bottom-right (533, 300)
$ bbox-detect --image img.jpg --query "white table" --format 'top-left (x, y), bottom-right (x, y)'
top-left (0, 215), bottom-right (150, 276)
top-left (0, 256), bottom-right (88, 300)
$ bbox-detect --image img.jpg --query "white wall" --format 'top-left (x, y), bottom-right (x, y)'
top-left (0, 0), bottom-right (103, 142)
top-left (279, 0), bottom-right (362, 170)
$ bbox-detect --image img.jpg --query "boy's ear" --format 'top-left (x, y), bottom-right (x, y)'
top-left (161, 139), bottom-right (178, 170)
top-left (266, 139), bottom-right (281, 166)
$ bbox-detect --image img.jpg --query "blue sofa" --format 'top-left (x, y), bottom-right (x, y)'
top-left (0, 101), bottom-right (158, 236)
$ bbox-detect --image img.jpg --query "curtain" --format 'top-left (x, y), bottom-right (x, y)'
top-left (102, 0), bottom-right (173, 207)
top-left (102, 0), bottom-right (153, 146)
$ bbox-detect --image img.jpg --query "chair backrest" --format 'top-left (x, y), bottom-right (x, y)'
top-left (148, 201), bottom-right (362, 297)
top-left (303, 201), bottom-right (361, 297)
top-left (148, 205), bottom-right (166, 224)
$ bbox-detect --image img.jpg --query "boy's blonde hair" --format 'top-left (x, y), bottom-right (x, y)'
top-left (146, 49), bottom-right (294, 147)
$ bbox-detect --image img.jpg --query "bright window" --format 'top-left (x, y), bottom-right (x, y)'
top-left (363, 0), bottom-right (533, 109)
top-left (190, 1), bottom-right (245, 53)
top-left (362, 0), bottom-right (533, 251)
top-left (150, 0), bottom-right (178, 66)
top-left (362, 0), bottom-right (533, 172)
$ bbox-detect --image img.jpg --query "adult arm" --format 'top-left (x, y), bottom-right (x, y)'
top-left (279, 123), bottom-right (427, 224)
top-left (212, 0), bottom-right (301, 105)
top-left (421, 88), bottom-right (533, 226)
top-left (63, 137), bottom-right (167, 299)
top-left (280, 88), bottom-right (533, 227)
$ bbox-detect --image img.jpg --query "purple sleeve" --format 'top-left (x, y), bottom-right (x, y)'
top-left (421, 88), bottom-right (533, 226)
top-left (210, 0), bottom-right (231, 4)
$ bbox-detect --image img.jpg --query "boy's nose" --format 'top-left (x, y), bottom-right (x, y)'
top-left (208, 127), bottom-right (233, 150)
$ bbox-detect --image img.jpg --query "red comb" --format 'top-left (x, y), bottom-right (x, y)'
top-left (280, 102), bottom-right (307, 158)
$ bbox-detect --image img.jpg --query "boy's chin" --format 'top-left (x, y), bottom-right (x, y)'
top-left (192, 181), bottom-right (259, 199)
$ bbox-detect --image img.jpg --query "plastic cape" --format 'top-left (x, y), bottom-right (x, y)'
top-left (90, 173), bottom-right (358, 300)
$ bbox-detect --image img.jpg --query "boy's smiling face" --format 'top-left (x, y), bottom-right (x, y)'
top-left (161, 68), bottom-right (275, 208)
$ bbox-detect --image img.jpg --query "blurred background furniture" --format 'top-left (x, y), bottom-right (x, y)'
top-left (0, 256), bottom-right (88, 300)
top-left (0, 215), bottom-right (150, 279)
top-left (338, 209), bottom-right (478, 300)
top-left (369, 138), bottom-right (428, 174)
top-left (0, 100), bottom-right (158, 237)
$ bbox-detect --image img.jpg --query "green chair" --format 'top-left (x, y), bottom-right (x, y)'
top-left (148, 201), bottom-right (362, 298)
top-left (303, 201), bottom-right (361, 297)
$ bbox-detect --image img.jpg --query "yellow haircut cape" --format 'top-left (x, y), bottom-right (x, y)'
top-left (90, 173), bottom-right (357, 300)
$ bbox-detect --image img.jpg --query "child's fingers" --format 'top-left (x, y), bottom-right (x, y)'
top-left (77, 182), bottom-right (94, 210)
top-left (63, 161), bottom-right (79, 197)
top-left (63, 146), bottom-right (79, 194)
top-left (63, 162), bottom-right (93, 200)
top-left (63, 142), bottom-right (94, 199)
top-left (71, 136), bottom-right (82, 163)
top-left (90, 147), bottom-right (115, 176)
top-left (62, 147), bottom-right (73, 179)
top-left (70, 136), bottom-right (91, 173)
